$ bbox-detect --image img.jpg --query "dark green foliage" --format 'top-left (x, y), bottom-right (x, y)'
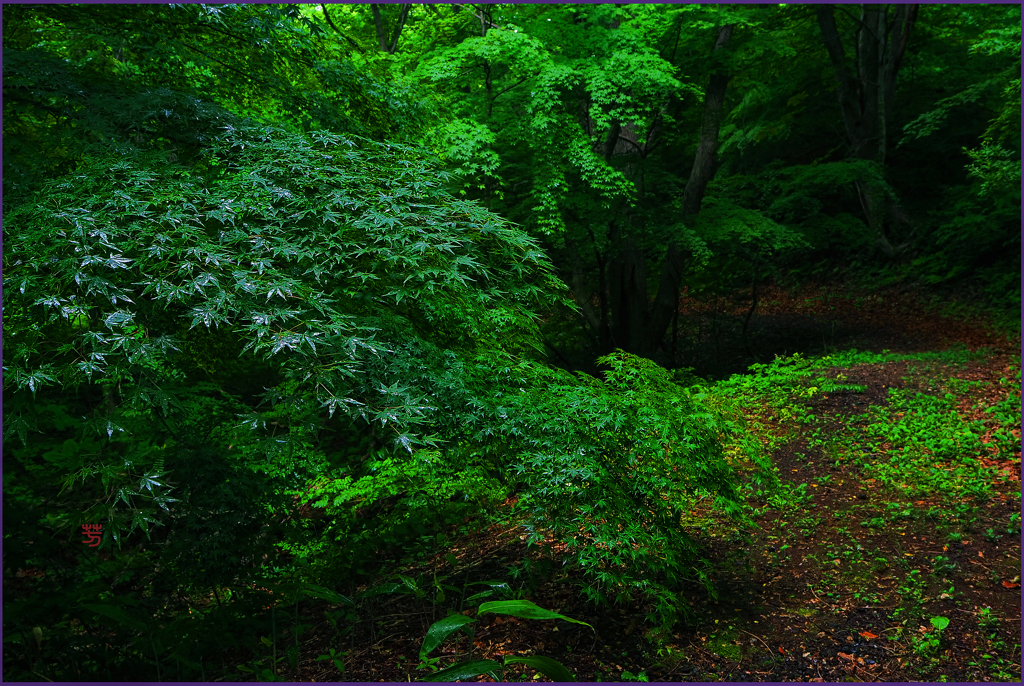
top-left (5, 26), bottom-right (747, 671)
top-left (4, 4), bottom-right (1020, 681)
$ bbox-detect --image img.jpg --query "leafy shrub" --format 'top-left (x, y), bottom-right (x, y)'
top-left (2, 98), bottom-right (560, 679)
top-left (485, 351), bottom-right (771, 628)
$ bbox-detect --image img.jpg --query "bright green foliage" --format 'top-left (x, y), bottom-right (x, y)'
top-left (489, 352), bottom-right (769, 626)
top-left (857, 386), bottom-right (1016, 502)
top-left (3, 96), bottom-right (560, 550)
top-left (3, 7), bottom-right (758, 673)
top-left (1, 51), bottom-right (563, 674)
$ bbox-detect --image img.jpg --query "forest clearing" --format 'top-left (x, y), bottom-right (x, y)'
top-left (3, 3), bottom-right (1020, 682)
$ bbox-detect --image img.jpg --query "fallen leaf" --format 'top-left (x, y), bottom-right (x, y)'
top-left (978, 551), bottom-right (984, 558)
top-left (1002, 580), bottom-right (1020, 589)
top-left (778, 646), bottom-right (785, 655)
top-left (859, 631), bottom-right (879, 640)
top-left (838, 652), bottom-right (855, 662)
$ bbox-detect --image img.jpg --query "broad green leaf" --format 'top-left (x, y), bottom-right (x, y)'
top-left (418, 659), bottom-right (502, 682)
top-left (465, 590), bottom-right (494, 604)
top-left (420, 613), bottom-right (477, 659)
top-left (82, 603), bottom-right (148, 632)
top-left (504, 655), bottom-right (576, 682)
top-left (477, 600), bottom-right (592, 629)
top-left (299, 584), bottom-right (354, 606)
top-left (467, 579), bottom-right (511, 593)
top-left (359, 582), bottom-right (403, 598)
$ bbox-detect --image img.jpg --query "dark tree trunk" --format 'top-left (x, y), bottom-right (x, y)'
top-left (679, 25), bottom-right (734, 218)
top-left (646, 24), bottom-right (734, 357)
top-left (566, 235), bottom-right (604, 350)
top-left (817, 4), bottom-right (918, 257)
top-left (609, 236), bottom-right (649, 354)
top-left (578, 24), bottom-right (735, 361)
top-left (371, 4), bottom-right (411, 54)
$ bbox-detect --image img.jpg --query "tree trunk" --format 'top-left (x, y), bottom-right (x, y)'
top-left (609, 236), bottom-right (649, 355)
top-left (371, 4), bottom-right (411, 54)
top-left (679, 24), bottom-right (734, 218)
top-left (578, 24), bottom-right (735, 361)
top-left (817, 3), bottom-right (918, 257)
top-left (566, 235), bottom-right (603, 350)
top-left (647, 24), bottom-right (734, 356)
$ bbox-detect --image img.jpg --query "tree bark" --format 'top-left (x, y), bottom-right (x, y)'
top-left (679, 24), bottom-right (734, 218)
top-left (817, 4), bottom-right (918, 257)
top-left (609, 236), bottom-right (649, 354)
top-left (371, 4), bottom-right (411, 54)
top-left (646, 24), bottom-right (734, 357)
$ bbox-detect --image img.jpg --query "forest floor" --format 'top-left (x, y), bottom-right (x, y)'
top-left (285, 282), bottom-right (1020, 683)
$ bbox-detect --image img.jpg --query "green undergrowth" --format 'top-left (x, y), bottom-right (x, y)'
top-left (853, 387), bottom-right (1015, 502)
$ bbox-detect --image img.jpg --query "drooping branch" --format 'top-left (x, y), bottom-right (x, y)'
top-left (321, 4), bottom-right (365, 54)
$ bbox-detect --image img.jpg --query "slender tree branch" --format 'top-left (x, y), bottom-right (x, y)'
top-left (491, 76), bottom-right (530, 100)
top-left (388, 4), bottom-right (412, 54)
top-left (321, 4), bottom-right (365, 54)
top-left (452, 3), bottom-right (501, 31)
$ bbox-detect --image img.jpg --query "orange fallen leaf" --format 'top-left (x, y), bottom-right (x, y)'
top-left (859, 631), bottom-right (879, 640)
top-left (978, 551), bottom-right (984, 558)
top-left (778, 646), bottom-right (785, 655)
top-left (838, 652), bottom-right (855, 662)
top-left (1002, 580), bottom-right (1020, 589)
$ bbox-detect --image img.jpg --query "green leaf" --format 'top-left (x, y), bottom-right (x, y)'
top-left (477, 600), bottom-right (592, 629)
top-left (418, 659), bottom-right (502, 682)
top-left (359, 582), bottom-right (404, 598)
top-left (465, 590), bottom-right (494, 604)
top-left (420, 613), bottom-right (477, 660)
top-left (82, 603), bottom-right (149, 632)
top-left (504, 655), bottom-right (576, 682)
top-left (467, 579), bottom-right (511, 593)
top-left (930, 616), bottom-right (950, 631)
top-left (299, 584), bottom-right (354, 606)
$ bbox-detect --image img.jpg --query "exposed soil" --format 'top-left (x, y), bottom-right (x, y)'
top-left (274, 284), bottom-right (1021, 683)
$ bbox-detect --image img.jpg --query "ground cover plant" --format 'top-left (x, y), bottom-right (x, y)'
top-left (3, 3), bottom-right (1020, 683)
